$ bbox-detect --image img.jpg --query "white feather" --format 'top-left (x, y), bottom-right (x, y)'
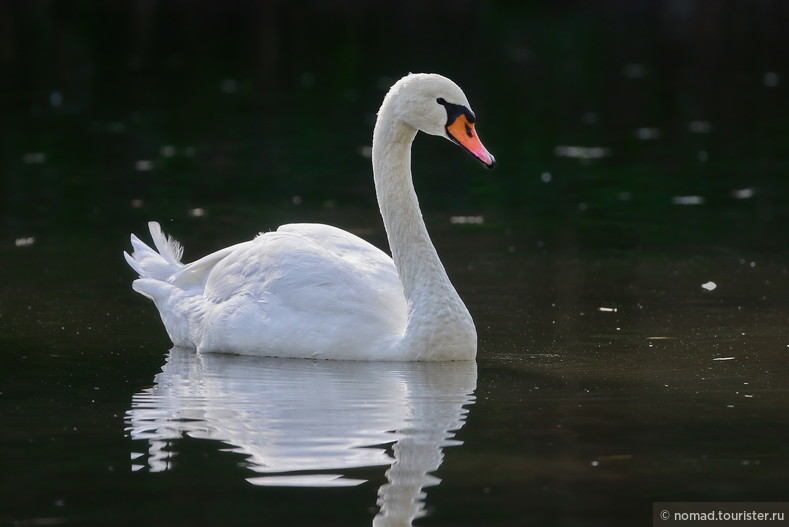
top-left (148, 221), bottom-right (184, 265)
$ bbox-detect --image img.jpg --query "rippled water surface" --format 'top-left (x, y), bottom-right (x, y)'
top-left (2, 216), bottom-right (788, 526)
top-left (2, 2), bottom-right (789, 526)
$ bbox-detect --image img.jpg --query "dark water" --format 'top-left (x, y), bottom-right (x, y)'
top-left (2, 2), bottom-right (789, 526)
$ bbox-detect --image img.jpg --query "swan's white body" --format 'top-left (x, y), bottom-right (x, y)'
top-left (125, 73), bottom-right (495, 361)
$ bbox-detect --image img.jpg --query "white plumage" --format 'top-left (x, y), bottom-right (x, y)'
top-left (125, 73), bottom-right (495, 360)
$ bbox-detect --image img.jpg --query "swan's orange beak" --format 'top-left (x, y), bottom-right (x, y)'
top-left (447, 114), bottom-right (496, 169)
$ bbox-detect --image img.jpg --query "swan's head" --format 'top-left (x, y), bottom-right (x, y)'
top-left (386, 73), bottom-right (496, 169)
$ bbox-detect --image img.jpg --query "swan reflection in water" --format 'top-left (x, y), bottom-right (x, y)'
top-left (125, 348), bottom-right (477, 525)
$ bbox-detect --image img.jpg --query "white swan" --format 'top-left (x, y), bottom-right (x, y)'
top-left (124, 73), bottom-right (495, 361)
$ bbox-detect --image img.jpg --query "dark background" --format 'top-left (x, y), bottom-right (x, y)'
top-left (2, 0), bottom-right (788, 252)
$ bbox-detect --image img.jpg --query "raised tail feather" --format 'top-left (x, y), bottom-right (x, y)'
top-left (124, 221), bottom-right (185, 281)
top-left (125, 222), bottom-right (196, 346)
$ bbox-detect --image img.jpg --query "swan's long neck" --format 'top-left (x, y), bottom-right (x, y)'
top-left (372, 102), bottom-right (476, 360)
top-left (372, 111), bottom-right (438, 301)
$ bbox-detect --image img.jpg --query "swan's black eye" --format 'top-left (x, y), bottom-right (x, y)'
top-left (437, 98), bottom-right (477, 127)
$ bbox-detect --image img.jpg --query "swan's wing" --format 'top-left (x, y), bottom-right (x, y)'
top-left (202, 223), bottom-right (402, 304)
top-left (169, 241), bottom-right (255, 291)
top-left (198, 223), bottom-right (407, 349)
top-left (275, 223), bottom-right (396, 280)
top-left (270, 224), bottom-right (403, 310)
top-left (170, 223), bottom-right (392, 293)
